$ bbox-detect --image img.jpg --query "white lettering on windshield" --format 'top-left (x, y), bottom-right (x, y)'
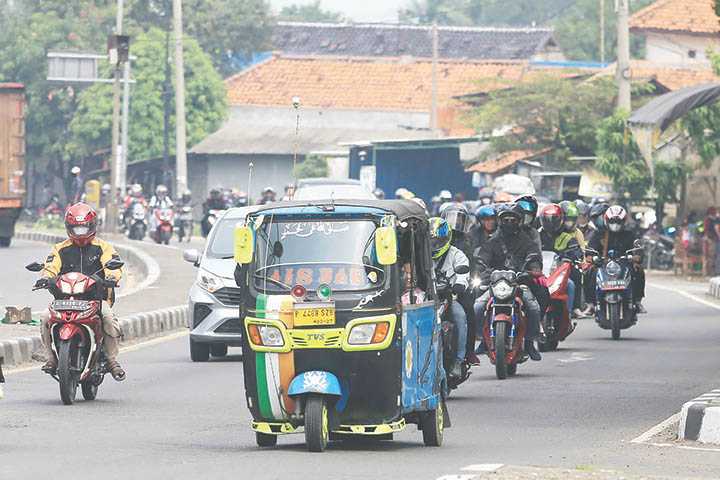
top-left (280, 222), bottom-right (351, 240)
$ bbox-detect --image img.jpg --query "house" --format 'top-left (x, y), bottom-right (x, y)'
top-left (271, 21), bottom-right (565, 62)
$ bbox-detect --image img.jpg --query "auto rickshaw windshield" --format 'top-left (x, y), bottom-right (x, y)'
top-left (252, 218), bottom-right (386, 293)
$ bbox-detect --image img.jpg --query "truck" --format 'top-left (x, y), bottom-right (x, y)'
top-left (0, 83), bottom-right (25, 247)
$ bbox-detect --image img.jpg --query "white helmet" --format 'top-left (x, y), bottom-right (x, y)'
top-left (439, 190), bottom-right (452, 202)
top-left (604, 205), bottom-right (627, 232)
top-left (71, 166), bottom-right (81, 175)
top-left (131, 184), bottom-right (143, 195)
top-left (156, 184), bottom-right (168, 196)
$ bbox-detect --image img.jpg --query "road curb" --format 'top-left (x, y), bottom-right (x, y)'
top-left (0, 304), bottom-right (189, 366)
top-left (678, 389), bottom-right (720, 444)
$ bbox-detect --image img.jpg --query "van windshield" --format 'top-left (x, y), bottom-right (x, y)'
top-left (253, 219), bottom-right (385, 293)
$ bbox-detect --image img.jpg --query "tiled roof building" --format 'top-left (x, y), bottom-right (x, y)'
top-left (630, 0), bottom-right (720, 35)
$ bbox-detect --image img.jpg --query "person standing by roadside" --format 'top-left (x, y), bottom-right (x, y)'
top-left (707, 207), bottom-right (720, 275)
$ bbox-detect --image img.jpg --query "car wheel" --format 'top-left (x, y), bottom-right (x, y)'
top-left (190, 338), bottom-right (210, 362)
top-left (210, 344), bottom-right (228, 358)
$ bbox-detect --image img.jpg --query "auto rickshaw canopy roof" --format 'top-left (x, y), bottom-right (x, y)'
top-left (250, 199), bottom-right (429, 223)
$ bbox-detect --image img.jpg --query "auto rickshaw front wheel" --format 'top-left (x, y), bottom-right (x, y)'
top-left (255, 432), bottom-right (277, 447)
top-left (421, 402), bottom-right (444, 447)
top-left (305, 394), bottom-right (329, 452)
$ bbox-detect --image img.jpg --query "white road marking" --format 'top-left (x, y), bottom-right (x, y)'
top-left (436, 475), bottom-right (478, 480)
top-left (647, 281), bottom-right (720, 312)
top-left (3, 330), bottom-right (188, 376)
top-left (630, 412), bottom-right (680, 444)
top-left (558, 352), bottom-right (593, 364)
top-left (461, 464), bottom-right (504, 472)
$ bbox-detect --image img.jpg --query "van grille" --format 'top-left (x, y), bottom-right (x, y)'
top-left (212, 287), bottom-right (243, 306)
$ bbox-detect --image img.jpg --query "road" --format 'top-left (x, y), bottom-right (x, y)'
top-left (2, 284), bottom-right (720, 479)
top-left (0, 239), bottom-right (57, 312)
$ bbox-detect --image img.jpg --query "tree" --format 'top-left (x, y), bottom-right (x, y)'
top-left (469, 75), bottom-right (617, 162)
top-left (279, 1), bottom-right (345, 22)
top-left (399, 0), bottom-right (472, 25)
top-left (294, 155), bottom-right (328, 179)
top-left (67, 27), bottom-right (227, 165)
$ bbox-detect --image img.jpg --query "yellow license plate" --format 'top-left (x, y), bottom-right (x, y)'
top-left (293, 305), bottom-right (335, 326)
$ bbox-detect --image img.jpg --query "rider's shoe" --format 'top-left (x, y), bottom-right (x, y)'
top-left (635, 302), bottom-right (647, 314)
top-left (525, 340), bottom-right (542, 361)
top-left (449, 361), bottom-right (463, 378)
top-left (108, 361), bottom-right (126, 382)
top-left (466, 351), bottom-right (481, 366)
top-left (571, 308), bottom-right (586, 319)
top-left (41, 358), bottom-right (57, 375)
top-left (581, 304), bottom-right (595, 316)
top-left (475, 342), bottom-right (487, 355)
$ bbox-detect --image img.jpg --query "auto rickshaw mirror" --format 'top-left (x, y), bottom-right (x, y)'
top-left (234, 224), bottom-right (255, 264)
top-left (375, 226), bottom-right (397, 265)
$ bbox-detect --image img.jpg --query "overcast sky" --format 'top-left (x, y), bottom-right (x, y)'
top-left (270, 0), bottom-right (404, 23)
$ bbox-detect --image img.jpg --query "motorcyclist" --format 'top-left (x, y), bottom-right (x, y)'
top-left (257, 187), bottom-right (277, 205)
top-left (474, 204), bottom-right (543, 361)
top-left (38, 203), bottom-right (125, 381)
top-left (148, 185), bottom-right (174, 234)
top-left (587, 205), bottom-right (647, 314)
top-left (516, 195), bottom-right (542, 250)
top-left (471, 205), bottom-right (496, 256)
top-left (539, 204), bottom-right (585, 317)
top-left (122, 184), bottom-right (146, 229)
top-left (575, 199), bottom-right (595, 240)
top-left (177, 190), bottom-right (192, 207)
top-left (203, 187), bottom-right (227, 213)
top-left (430, 217), bottom-right (469, 378)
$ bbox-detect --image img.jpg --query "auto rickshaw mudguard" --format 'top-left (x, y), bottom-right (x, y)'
top-left (288, 370), bottom-right (342, 397)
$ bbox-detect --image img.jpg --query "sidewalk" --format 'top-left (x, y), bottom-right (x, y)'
top-left (646, 271), bottom-right (720, 308)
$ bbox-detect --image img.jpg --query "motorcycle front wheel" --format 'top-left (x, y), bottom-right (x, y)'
top-left (609, 303), bottom-right (621, 340)
top-left (494, 322), bottom-right (508, 380)
top-left (58, 340), bottom-right (80, 405)
top-left (81, 380), bottom-right (98, 401)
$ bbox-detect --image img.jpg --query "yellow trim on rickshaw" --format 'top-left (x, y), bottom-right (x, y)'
top-left (340, 314), bottom-right (397, 352)
top-left (251, 421), bottom-right (301, 434)
top-left (333, 418), bottom-right (406, 435)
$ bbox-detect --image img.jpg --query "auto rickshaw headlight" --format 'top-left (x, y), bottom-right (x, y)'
top-left (347, 322), bottom-right (390, 345)
top-left (259, 325), bottom-right (284, 347)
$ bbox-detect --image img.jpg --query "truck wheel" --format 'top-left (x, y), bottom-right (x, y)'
top-left (190, 339), bottom-right (210, 362)
top-left (0, 237), bottom-right (10, 247)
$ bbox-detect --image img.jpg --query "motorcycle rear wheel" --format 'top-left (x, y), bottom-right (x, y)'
top-left (494, 322), bottom-right (508, 380)
top-left (58, 340), bottom-right (79, 405)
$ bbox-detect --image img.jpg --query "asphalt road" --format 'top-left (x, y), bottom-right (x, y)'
top-left (0, 239), bottom-right (57, 312)
top-left (2, 285), bottom-right (720, 479)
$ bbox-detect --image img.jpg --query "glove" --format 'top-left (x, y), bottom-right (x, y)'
top-left (452, 283), bottom-right (466, 296)
top-left (34, 278), bottom-right (50, 289)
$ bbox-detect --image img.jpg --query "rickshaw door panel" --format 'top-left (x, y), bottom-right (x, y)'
top-left (401, 302), bottom-right (438, 412)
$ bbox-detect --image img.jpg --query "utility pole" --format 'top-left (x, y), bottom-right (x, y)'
top-left (616, 0), bottom-right (631, 111)
top-left (600, 0), bottom-right (605, 64)
top-left (108, 0), bottom-right (124, 232)
top-left (430, 22), bottom-right (439, 136)
top-left (162, 6), bottom-right (172, 187)
top-left (173, 0), bottom-right (188, 196)
top-left (120, 59), bottom-right (130, 193)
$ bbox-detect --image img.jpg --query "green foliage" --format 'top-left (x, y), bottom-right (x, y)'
top-left (469, 75), bottom-right (616, 161)
top-left (595, 110), bottom-right (651, 200)
top-left (653, 160), bottom-right (686, 205)
top-left (683, 51), bottom-right (720, 169)
top-left (67, 27), bottom-right (227, 163)
top-left (294, 155), bottom-right (328, 179)
top-left (279, 1), bottom-right (345, 22)
top-left (399, 0), bottom-right (473, 25)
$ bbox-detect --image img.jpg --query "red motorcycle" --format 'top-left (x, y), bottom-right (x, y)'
top-left (151, 207), bottom-right (175, 245)
top-left (539, 251), bottom-right (578, 352)
top-left (26, 259), bottom-right (123, 405)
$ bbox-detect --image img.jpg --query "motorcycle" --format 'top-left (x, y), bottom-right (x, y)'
top-left (126, 202), bottom-right (147, 241)
top-left (587, 243), bottom-right (643, 340)
top-left (26, 258), bottom-right (124, 405)
top-left (151, 207), bottom-right (175, 245)
top-left (201, 209), bottom-right (221, 238)
top-left (480, 255), bottom-right (540, 380)
top-left (437, 265), bottom-right (471, 392)
top-left (642, 233), bottom-right (674, 271)
top-left (175, 205), bottom-right (193, 243)
top-left (539, 251), bottom-right (578, 352)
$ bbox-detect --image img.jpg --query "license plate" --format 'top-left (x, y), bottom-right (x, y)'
top-left (293, 303), bottom-right (335, 326)
top-left (52, 300), bottom-right (90, 311)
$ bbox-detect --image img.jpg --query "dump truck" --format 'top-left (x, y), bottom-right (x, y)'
top-left (0, 83), bottom-right (25, 247)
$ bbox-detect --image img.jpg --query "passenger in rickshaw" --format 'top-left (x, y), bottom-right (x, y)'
top-left (430, 217), bottom-right (469, 378)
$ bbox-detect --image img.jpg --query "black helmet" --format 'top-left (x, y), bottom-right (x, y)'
top-left (497, 203), bottom-right (522, 237)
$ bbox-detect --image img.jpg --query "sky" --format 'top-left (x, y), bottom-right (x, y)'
top-left (270, 0), bottom-right (404, 23)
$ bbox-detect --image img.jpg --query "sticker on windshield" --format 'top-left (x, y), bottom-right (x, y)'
top-left (280, 222), bottom-right (351, 240)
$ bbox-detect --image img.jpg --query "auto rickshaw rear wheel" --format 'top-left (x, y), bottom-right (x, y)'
top-left (305, 394), bottom-right (329, 452)
top-left (421, 401), bottom-right (444, 447)
top-left (255, 432), bottom-right (277, 447)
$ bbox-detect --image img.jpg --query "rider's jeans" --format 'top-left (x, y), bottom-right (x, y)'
top-left (567, 279), bottom-right (576, 313)
top-left (450, 301), bottom-right (467, 362)
top-left (41, 302), bottom-right (122, 364)
top-left (474, 285), bottom-right (542, 339)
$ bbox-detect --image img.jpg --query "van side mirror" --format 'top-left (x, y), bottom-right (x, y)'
top-left (375, 226), bottom-right (397, 266)
top-left (234, 224), bottom-right (255, 265)
top-left (183, 249), bottom-right (200, 267)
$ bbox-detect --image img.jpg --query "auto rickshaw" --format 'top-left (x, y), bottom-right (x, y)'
top-left (233, 200), bottom-right (448, 452)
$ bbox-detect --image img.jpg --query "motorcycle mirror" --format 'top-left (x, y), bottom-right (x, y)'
top-left (183, 249), bottom-right (200, 266)
top-left (454, 265), bottom-right (470, 275)
top-left (105, 259), bottom-right (125, 270)
top-left (593, 256), bottom-right (602, 266)
top-left (25, 262), bottom-right (44, 272)
top-left (634, 239), bottom-right (642, 248)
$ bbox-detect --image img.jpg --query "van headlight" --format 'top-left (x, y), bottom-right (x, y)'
top-left (491, 280), bottom-right (514, 300)
top-left (197, 269), bottom-right (224, 293)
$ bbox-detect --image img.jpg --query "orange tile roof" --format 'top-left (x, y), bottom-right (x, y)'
top-left (225, 55), bottom-right (532, 111)
top-left (466, 149), bottom-right (548, 174)
top-left (597, 60), bottom-right (719, 91)
top-left (630, 0), bottom-right (720, 35)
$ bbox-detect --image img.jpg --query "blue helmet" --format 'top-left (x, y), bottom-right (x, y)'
top-left (475, 205), bottom-right (496, 220)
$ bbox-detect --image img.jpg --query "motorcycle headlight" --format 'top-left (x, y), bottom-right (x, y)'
top-left (606, 260), bottom-right (622, 277)
top-left (492, 279), bottom-right (514, 300)
top-left (197, 269), bottom-right (224, 293)
top-left (471, 276), bottom-right (482, 289)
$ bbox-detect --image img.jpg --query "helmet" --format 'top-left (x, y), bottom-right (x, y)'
top-left (429, 217), bottom-right (452, 259)
top-left (70, 166), bottom-right (81, 175)
top-left (210, 186), bottom-right (222, 198)
top-left (515, 195), bottom-right (538, 226)
top-left (497, 204), bottom-right (522, 237)
top-left (438, 190), bottom-right (452, 202)
top-left (131, 184), bottom-right (143, 196)
top-left (155, 184), bottom-right (168, 196)
top-left (590, 202), bottom-right (610, 229)
top-left (560, 200), bottom-right (579, 231)
top-left (604, 205), bottom-right (627, 233)
top-left (181, 190), bottom-right (192, 202)
top-left (475, 205), bottom-right (496, 220)
top-left (262, 186), bottom-right (276, 195)
top-left (575, 199), bottom-right (590, 227)
top-left (540, 203), bottom-right (563, 233)
top-left (101, 183), bottom-right (111, 194)
top-left (64, 203), bottom-right (98, 246)
top-left (373, 188), bottom-right (385, 200)
top-left (410, 197), bottom-right (427, 211)
top-left (395, 188), bottom-right (415, 200)
top-left (440, 202), bottom-right (469, 233)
